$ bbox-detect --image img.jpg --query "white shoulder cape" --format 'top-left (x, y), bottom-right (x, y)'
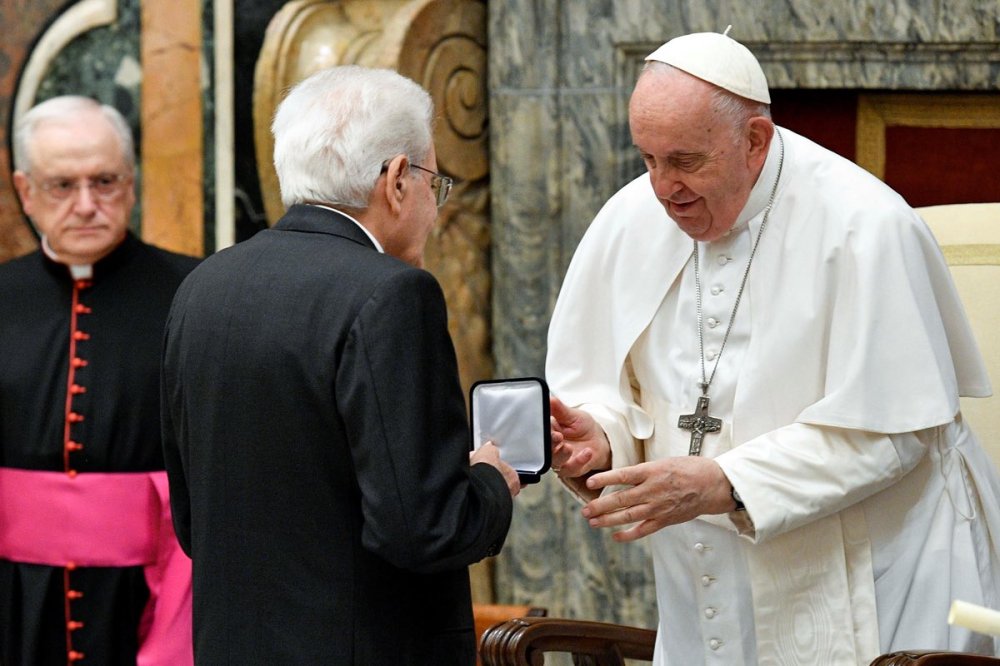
top-left (546, 127), bottom-right (991, 445)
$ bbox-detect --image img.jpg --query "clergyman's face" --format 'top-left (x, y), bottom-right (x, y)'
top-left (629, 68), bottom-right (759, 242)
top-left (13, 110), bottom-right (134, 264)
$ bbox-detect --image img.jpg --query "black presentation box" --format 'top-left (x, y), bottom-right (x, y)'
top-left (470, 377), bottom-right (552, 484)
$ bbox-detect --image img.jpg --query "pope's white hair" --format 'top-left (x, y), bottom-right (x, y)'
top-left (12, 95), bottom-right (135, 173)
top-left (272, 65), bottom-right (434, 210)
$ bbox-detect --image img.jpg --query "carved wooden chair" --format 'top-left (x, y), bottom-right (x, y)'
top-left (478, 616), bottom-right (655, 666)
top-left (474, 605), bottom-right (549, 666)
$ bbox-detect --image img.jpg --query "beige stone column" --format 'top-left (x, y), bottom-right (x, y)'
top-left (140, 0), bottom-right (204, 256)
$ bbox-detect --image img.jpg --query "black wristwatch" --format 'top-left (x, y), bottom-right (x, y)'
top-left (731, 486), bottom-right (746, 512)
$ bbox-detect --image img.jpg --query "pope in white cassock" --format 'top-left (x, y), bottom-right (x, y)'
top-left (545, 30), bottom-right (1000, 666)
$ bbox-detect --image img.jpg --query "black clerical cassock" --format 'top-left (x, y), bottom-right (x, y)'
top-left (0, 233), bottom-right (198, 665)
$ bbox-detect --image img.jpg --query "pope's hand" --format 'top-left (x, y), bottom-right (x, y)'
top-left (580, 456), bottom-right (732, 541)
top-left (549, 395), bottom-right (611, 478)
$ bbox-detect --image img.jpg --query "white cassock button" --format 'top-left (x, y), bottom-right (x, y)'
top-left (694, 542), bottom-right (709, 553)
top-left (709, 638), bottom-right (723, 650)
top-left (717, 255), bottom-right (730, 266)
top-left (704, 607), bottom-right (717, 619)
top-left (706, 317), bottom-right (719, 328)
top-left (701, 575), bottom-right (715, 587)
top-left (706, 350), bottom-right (717, 361)
top-left (710, 285), bottom-right (723, 296)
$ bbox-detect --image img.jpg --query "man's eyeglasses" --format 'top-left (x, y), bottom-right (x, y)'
top-left (31, 173), bottom-right (131, 203)
top-left (381, 160), bottom-right (453, 208)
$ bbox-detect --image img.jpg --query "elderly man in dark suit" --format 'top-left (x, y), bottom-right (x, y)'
top-left (161, 65), bottom-right (520, 665)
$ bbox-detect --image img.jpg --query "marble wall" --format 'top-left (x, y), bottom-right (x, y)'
top-left (34, 0), bottom-right (142, 139)
top-left (488, 0), bottom-right (1000, 628)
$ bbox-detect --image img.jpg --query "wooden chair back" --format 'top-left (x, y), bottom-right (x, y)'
top-left (478, 616), bottom-right (655, 666)
top-left (474, 604), bottom-right (548, 665)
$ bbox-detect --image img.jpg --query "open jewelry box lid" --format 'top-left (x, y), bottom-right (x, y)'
top-left (470, 377), bottom-right (551, 484)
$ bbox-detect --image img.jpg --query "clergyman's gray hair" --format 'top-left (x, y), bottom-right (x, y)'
top-left (642, 61), bottom-right (772, 139)
top-left (12, 96), bottom-right (136, 173)
top-left (272, 65), bottom-right (434, 210)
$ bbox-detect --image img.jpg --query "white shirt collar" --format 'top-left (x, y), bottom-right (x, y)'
top-left (40, 235), bottom-right (93, 279)
top-left (307, 203), bottom-right (384, 253)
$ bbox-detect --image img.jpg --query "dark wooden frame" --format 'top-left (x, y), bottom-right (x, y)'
top-left (478, 617), bottom-right (655, 666)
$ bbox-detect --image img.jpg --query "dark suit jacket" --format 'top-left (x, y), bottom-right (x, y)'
top-left (161, 205), bottom-right (513, 665)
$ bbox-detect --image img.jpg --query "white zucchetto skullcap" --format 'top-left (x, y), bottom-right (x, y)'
top-left (644, 28), bottom-right (771, 104)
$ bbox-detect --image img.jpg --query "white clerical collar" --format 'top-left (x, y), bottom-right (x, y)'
top-left (40, 235), bottom-right (93, 279)
top-left (308, 203), bottom-right (384, 253)
top-left (730, 126), bottom-right (784, 233)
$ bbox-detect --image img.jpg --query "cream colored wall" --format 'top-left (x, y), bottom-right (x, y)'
top-left (918, 203), bottom-right (1000, 467)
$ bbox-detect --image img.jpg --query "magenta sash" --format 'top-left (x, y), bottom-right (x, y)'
top-left (0, 467), bottom-right (164, 566)
top-left (0, 466), bottom-right (194, 664)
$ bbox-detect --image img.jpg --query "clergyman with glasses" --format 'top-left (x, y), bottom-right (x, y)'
top-left (1, 95), bottom-right (198, 664)
top-left (160, 65), bottom-right (520, 664)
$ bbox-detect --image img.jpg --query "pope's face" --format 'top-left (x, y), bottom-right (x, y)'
top-left (14, 110), bottom-right (134, 264)
top-left (629, 68), bottom-right (762, 242)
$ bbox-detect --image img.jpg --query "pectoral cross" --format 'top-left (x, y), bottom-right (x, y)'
top-left (678, 395), bottom-right (722, 456)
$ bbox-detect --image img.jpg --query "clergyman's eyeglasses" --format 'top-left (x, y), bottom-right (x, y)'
top-left (380, 160), bottom-right (453, 208)
top-left (31, 173), bottom-right (130, 203)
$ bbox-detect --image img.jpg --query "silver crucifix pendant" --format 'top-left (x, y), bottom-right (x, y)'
top-left (678, 395), bottom-right (722, 456)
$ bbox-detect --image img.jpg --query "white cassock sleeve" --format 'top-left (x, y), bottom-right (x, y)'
top-left (715, 422), bottom-right (931, 543)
